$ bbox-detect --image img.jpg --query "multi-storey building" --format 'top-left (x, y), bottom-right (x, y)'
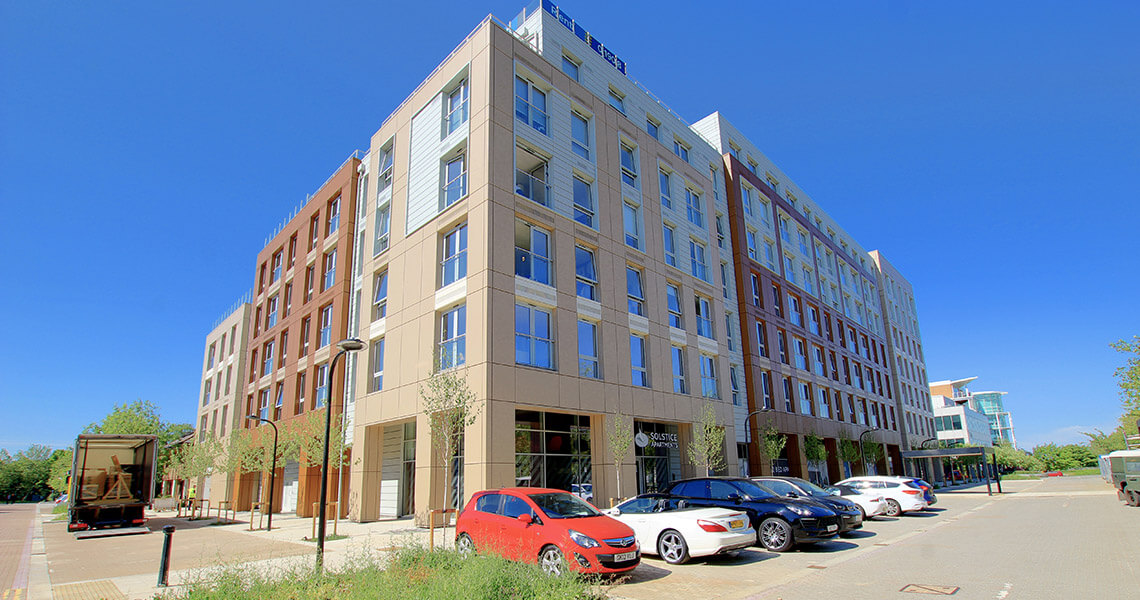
top-left (930, 395), bottom-right (993, 448)
top-left (930, 377), bottom-right (1016, 448)
top-left (237, 155), bottom-right (361, 517)
top-left (346, 3), bottom-right (741, 522)
top-left (870, 251), bottom-right (936, 478)
top-left (192, 299), bottom-right (251, 502)
top-left (692, 114), bottom-right (905, 483)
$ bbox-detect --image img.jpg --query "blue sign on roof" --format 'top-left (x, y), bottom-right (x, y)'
top-left (541, 0), bottom-right (627, 75)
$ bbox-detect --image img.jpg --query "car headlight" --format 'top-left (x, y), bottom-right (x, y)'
top-left (787, 504), bottom-right (812, 516)
top-left (568, 529), bottom-right (600, 549)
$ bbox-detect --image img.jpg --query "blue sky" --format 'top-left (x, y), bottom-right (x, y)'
top-left (1, 1), bottom-right (1137, 452)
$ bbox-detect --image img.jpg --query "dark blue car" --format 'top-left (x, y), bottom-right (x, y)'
top-left (663, 477), bottom-right (840, 552)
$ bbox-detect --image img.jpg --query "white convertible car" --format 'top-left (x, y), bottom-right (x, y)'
top-left (605, 494), bottom-right (755, 564)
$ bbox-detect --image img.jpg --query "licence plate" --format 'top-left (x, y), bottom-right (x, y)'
top-left (826, 525), bottom-right (838, 532)
top-left (614, 551), bottom-right (637, 562)
top-left (730, 519), bottom-right (744, 529)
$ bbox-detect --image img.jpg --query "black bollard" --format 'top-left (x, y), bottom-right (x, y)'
top-left (158, 525), bottom-right (176, 586)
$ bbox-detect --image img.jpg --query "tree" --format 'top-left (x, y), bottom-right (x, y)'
top-left (606, 413), bottom-right (634, 503)
top-left (84, 400), bottom-right (193, 481)
top-left (761, 423), bottom-right (787, 473)
top-left (863, 439), bottom-right (884, 472)
top-left (0, 445), bottom-right (54, 501)
top-left (687, 402), bottom-right (726, 476)
top-left (1081, 428), bottom-right (1126, 456)
top-left (1112, 336), bottom-right (1140, 416)
top-left (49, 449), bottom-right (73, 495)
top-left (804, 432), bottom-right (827, 464)
top-left (992, 442), bottom-right (1042, 472)
top-left (838, 429), bottom-right (862, 468)
top-left (420, 355), bottom-right (481, 535)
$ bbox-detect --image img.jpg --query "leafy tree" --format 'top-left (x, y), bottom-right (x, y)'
top-left (1112, 336), bottom-right (1140, 415)
top-left (761, 423), bottom-right (787, 473)
top-left (838, 429), bottom-right (862, 466)
top-left (420, 354), bottom-right (481, 525)
top-left (687, 402), bottom-right (726, 476)
top-left (804, 432), bottom-right (827, 464)
top-left (1032, 443), bottom-right (1093, 471)
top-left (992, 442), bottom-right (1041, 472)
top-left (49, 449), bottom-right (73, 495)
top-left (606, 413), bottom-right (634, 503)
top-left (1081, 428), bottom-right (1126, 456)
top-left (862, 439), bottom-right (884, 471)
top-left (0, 445), bottom-right (54, 501)
top-left (84, 399), bottom-right (193, 481)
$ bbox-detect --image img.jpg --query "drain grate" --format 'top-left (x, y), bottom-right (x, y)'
top-left (900, 584), bottom-right (959, 595)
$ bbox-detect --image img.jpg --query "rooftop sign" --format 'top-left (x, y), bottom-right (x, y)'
top-left (541, 0), bottom-right (627, 75)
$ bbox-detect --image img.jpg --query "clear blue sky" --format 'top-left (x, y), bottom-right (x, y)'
top-left (2, 1), bottom-right (1137, 453)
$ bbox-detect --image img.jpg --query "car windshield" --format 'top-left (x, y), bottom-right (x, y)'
top-left (794, 479), bottom-right (831, 497)
top-left (733, 480), bottom-right (774, 499)
top-left (827, 485), bottom-right (856, 496)
top-left (529, 492), bottom-right (601, 519)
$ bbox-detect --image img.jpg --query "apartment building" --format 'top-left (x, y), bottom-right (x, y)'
top-left (692, 114), bottom-right (909, 483)
top-left (192, 300), bottom-right (251, 502)
top-left (236, 156), bottom-right (361, 517)
top-left (347, 2), bottom-right (742, 523)
top-left (931, 396), bottom-right (993, 448)
top-left (930, 377), bottom-right (1016, 448)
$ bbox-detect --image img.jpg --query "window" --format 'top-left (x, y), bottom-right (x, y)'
top-left (666, 283), bottom-right (683, 328)
top-left (283, 284), bottom-right (292, 317)
top-left (279, 331), bottom-right (288, 368)
top-left (659, 170), bottom-right (671, 208)
top-left (262, 341), bottom-right (274, 376)
top-left (646, 117), bottom-right (659, 140)
top-left (756, 320), bottom-right (768, 357)
top-left (623, 201), bottom-right (641, 249)
top-left (630, 334), bottom-right (649, 387)
top-left (776, 329), bottom-right (787, 363)
top-left (699, 355), bottom-right (718, 398)
top-left (784, 255), bottom-right (796, 284)
top-left (619, 143), bottom-right (637, 186)
top-left (515, 220), bottom-right (552, 285)
top-left (741, 185), bottom-right (754, 216)
top-left (444, 154), bottom-right (467, 207)
top-left (751, 275), bottom-right (762, 307)
top-left (725, 313), bottom-right (735, 350)
top-left (673, 139), bottom-right (690, 162)
top-left (327, 196), bottom-right (340, 236)
top-left (373, 202), bottom-right (391, 255)
top-left (271, 251), bottom-right (282, 283)
top-left (788, 294), bottom-right (802, 326)
top-left (368, 338), bottom-right (385, 393)
top-left (202, 380), bottom-right (211, 406)
top-left (715, 215), bottom-right (726, 249)
top-left (319, 305), bottom-right (333, 348)
top-left (515, 76), bottom-right (548, 134)
top-left (663, 224), bottom-right (678, 267)
top-left (257, 388), bottom-right (270, 421)
top-left (577, 320), bottom-right (599, 378)
top-left (814, 346), bottom-right (826, 376)
top-left (308, 214), bottom-right (320, 251)
top-left (608, 88), bottom-right (625, 113)
top-left (323, 249), bottom-right (337, 291)
top-left (372, 271), bottom-right (388, 320)
top-left (442, 223), bottom-right (468, 286)
top-left (799, 382), bottom-right (812, 416)
top-left (764, 240), bottom-right (776, 270)
top-left (572, 176), bottom-right (593, 226)
top-left (515, 304), bottom-right (552, 369)
top-left (685, 188), bottom-right (704, 228)
top-left (793, 337), bottom-right (807, 369)
top-left (439, 75), bottom-right (468, 133)
top-left (760, 371), bottom-right (773, 409)
top-left (671, 346), bottom-right (687, 394)
top-left (571, 112), bottom-right (590, 159)
top-left (689, 240), bottom-right (709, 282)
top-left (783, 377), bottom-right (794, 412)
top-left (440, 305), bottom-right (467, 367)
top-left (561, 54), bottom-right (580, 81)
top-left (746, 230), bottom-right (758, 259)
top-left (574, 246), bottom-right (598, 300)
top-left (798, 231), bottom-right (809, 256)
top-left (266, 295), bottom-right (278, 329)
top-left (295, 373), bottom-right (306, 413)
top-left (730, 367), bottom-right (741, 406)
top-left (807, 305), bottom-right (820, 335)
top-left (803, 268), bottom-right (814, 295)
top-left (315, 364), bottom-right (328, 408)
top-left (377, 142), bottom-right (394, 193)
top-left (300, 317), bottom-right (311, 356)
top-left (695, 296), bottom-right (714, 338)
top-left (515, 147), bottom-right (550, 207)
top-left (780, 217), bottom-right (791, 243)
top-left (626, 267), bottom-right (645, 316)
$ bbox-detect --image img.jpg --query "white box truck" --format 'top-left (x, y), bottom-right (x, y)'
top-left (68, 434), bottom-right (158, 537)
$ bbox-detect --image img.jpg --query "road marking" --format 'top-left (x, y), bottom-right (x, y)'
top-left (900, 583), bottom-right (960, 595)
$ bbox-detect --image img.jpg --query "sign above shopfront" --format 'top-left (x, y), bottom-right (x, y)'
top-left (635, 430), bottom-right (678, 449)
top-left (541, 0), bottom-right (628, 75)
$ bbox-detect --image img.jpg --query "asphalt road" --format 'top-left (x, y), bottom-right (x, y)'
top-left (609, 476), bottom-right (1140, 600)
top-left (0, 503), bottom-right (36, 596)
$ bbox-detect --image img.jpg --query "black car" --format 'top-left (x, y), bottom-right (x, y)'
top-left (751, 476), bottom-right (863, 535)
top-left (662, 477), bottom-right (840, 552)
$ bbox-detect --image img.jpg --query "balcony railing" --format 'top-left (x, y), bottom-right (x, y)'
top-left (515, 169), bottom-right (551, 207)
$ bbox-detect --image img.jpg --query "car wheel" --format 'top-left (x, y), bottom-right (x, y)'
top-left (1127, 490), bottom-right (1140, 507)
top-left (1118, 488), bottom-right (1126, 502)
top-left (758, 517), bottom-right (794, 552)
top-left (657, 529), bottom-right (690, 565)
top-left (857, 505), bottom-right (867, 521)
top-left (885, 499), bottom-right (902, 517)
top-left (456, 532), bottom-right (475, 557)
top-left (539, 545), bottom-right (566, 575)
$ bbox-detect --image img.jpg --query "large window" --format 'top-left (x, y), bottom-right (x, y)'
top-left (319, 304), bottom-right (333, 348)
top-left (659, 170), bottom-right (672, 208)
top-left (368, 338), bottom-right (385, 393)
top-left (574, 246), bottom-right (597, 300)
top-left (663, 224), bottom-right (678, 267)
top-left (561, 55), bottom-right (580, 81)
top-left (623, 201), bottom-right (641, 249)
top-left (671, 346), bottom-right (687, 394)
top-left (443, 154), bottom-right (467, 207)
top-left (442, 223), bottom-right (468, 286)
top-left (445, 79), bottom-right (469, 134)
top-left (699, 355), bottom-right (718, 399)
top-left (440, 305), bottom-right (467, 367)
top-left (327, 196), bottom-right (340, 236)
top-left (515, 76), bottom-right (548, 134)
top-left (695, 296), bottom-right (714, 339)
top-left (577, 320), bottom-right (599, 379)
top-left (666, 283), bottom-right (683, 328)
top-left (630, 334), bottom-right (649, 387)
top-left (673, 139), bottom-right (690, 163)
top-left (685, 188), bottom-right (703, 228)
top-left (323, 249), bottom-right (337, 291)
top-left (515, 411), bottom-right (591, 493)
top-left (377, 142), bottom-right (394, 193)
top-left (689, 240), bottom-right (709, 282)
top-left (817, 388), bottom-right (832, 419)
top-left (515, 304), bottom-right (553, 369)
top-left (271, 251), bottom-right (282, 283)
top-left (626, 267), bottom-right (646, 316)
top-left (374, 202), bottom-right (391, 255)
top-left (515, 148), bottom-right (550, 207)
top-left (572, 176), bottom-right (594, 227)
top-left (372, 271), bottom-right (388, 320)
top-left (571, 112), bottom-right (590, 159)
top-left (266, 295), bottom-right (278, 329)
top-left (515, 220), bottom-right (552, 285)
top-left (799, 382), bottom-right (813, 416)
top-left (619, 143), bottom-right (637, 186)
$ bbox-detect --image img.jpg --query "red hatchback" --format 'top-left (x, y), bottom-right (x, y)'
top-left (456, 487), bottom-right (640, 575)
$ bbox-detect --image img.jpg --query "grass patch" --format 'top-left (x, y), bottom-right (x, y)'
top-left (300, 534), bottom-right (348, 542)
top-left (1000, 473), bottom-right (1040, 480)
top-left (165, 545), bottom-right (603, 600)
top-left (1063, 467), bottom-right (1100, 476)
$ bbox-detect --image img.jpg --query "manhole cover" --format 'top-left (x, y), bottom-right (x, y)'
top-left (900, 584), bottom-right (959, 595)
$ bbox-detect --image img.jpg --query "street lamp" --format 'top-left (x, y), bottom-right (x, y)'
top-left (245, 415), bottom-right (279, 532)
top-left (316, 337), bottom-right (365, 571)
top-left (744, 407), bottom-right (774, 476)
top-left (859, 427), bottom-right (881, 475)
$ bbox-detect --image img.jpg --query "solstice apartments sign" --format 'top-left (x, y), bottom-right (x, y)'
top-left (541, 0), bottom-right (628, 75)
top-left (635, 430), bottom-right (679, 450)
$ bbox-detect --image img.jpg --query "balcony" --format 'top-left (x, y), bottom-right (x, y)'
top-left (515, 168), bottom-right (550, 207)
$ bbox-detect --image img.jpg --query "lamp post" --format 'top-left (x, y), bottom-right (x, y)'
top-left (245, 415), bottom-right (279, 532)
top-left (859, 427), bottom-right (881, 475)
top-left (744, 407), bottom-right (774, 476)
top-left (316, 338), bottom-right (365, 571)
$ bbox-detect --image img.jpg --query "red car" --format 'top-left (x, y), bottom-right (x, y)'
top-left (455, 487), bottom-right (640, 575)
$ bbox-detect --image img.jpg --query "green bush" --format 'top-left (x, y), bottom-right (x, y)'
top-left (166, 546), bottom-right (604, 600)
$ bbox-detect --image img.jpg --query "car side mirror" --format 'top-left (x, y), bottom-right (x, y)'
top-left (728, 493), bottom-right (742, 505)
top-left (517, 513), bottom-right (533, 525)
top-left (787, 492), bottom-right (799, 498)
top-left (605, 508), bottom-right (621, 516)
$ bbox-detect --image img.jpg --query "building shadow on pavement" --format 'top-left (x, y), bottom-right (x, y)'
top-left (147, 516), bottom-right (240, 531)
top-left (794, 540), bottom-right (858, 553)
top-left (839, 529), bottom-right (876, 539)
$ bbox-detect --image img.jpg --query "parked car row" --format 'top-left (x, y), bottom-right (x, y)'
top-left (454, 474), bottom-right (939, 575)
